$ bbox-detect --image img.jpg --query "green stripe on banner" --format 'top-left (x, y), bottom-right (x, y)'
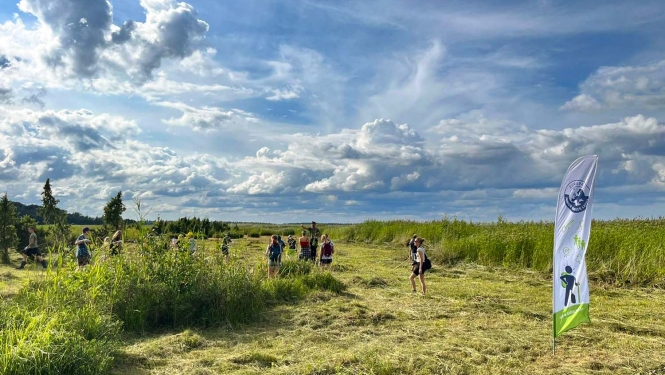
top-left (553, 303), bottom-right (590, 338)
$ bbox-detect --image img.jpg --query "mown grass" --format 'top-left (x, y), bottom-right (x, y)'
top-left (108, 238), bottom-right (665, 375)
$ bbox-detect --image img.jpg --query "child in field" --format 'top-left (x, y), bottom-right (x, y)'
top-left (319, 234), bottom-right (334, 270)
top-left (75, 227), bottom-right (92, 269)
top-left (299, 230), bottom-right (310, 261)
top-left (287, 235), bottom-right (296, 250)
top-left (109, 230), bottom-right (123, 255)
top-left (187, 232), bottom-right (196, 254)
top-left (266, 235), bottom-right (282, 279)
top-left (409, 237), bottom-right (430, 295)
top-left (221, 233), bottom-right (233, 257)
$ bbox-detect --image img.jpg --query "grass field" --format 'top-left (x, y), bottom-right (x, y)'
top-left (115, 237), bottom-right (665, 375)
top-left (2, 236), bottom-right (664, 375)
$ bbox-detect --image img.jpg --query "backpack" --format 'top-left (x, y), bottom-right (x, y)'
top-left (322, 242), bottom-right (333, 257)
top-left (268, 243), bottom-right (281, 261)
top-left (423, 256), bottom-right (432, 271)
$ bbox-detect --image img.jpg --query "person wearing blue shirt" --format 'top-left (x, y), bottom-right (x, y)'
top-left (75, 227), bottom-right (92, 269)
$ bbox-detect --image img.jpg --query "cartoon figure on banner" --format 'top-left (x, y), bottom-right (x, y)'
top-left (560, 265), bottom-right (581, 306)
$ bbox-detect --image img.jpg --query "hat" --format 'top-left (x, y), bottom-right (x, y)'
top-left (82, 227), bottom-right (90, 233)
top-left (312, 221), bottom-right (316, 224)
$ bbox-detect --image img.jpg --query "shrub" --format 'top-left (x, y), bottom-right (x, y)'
top-left (0, 236), bottom-right (347, 373)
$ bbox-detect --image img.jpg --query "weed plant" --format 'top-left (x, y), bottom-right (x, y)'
top-left (0, 237), bottom-right (345, 374)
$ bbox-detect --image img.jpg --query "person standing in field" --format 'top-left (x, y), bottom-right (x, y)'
top-left (287, 235), bottom-right (296, 250)
top-left (17, 226), bottom-right (48, 269)
top-left (75, 227), bottom-right (93, 269)
top-left (298, 230), bottom-right (310, 261)
top-left (408, 234), bottom-right (418, 262)
top-left (187, 232), bottom-right (196, 254)
top-left (301, 221), bottom-right (320, 262)
top-left (319, 234), bottom-right (334, 270)
top-left (109, 230), bottom-right (123, 256)
top-left (266, 235), bottom-right (282, 279)
top-left (409, 237), bottom-right (430, 295)
top-left (221, 233), bottom-right (233, 257)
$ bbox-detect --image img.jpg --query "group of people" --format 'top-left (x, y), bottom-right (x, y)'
top-left (265, 221), bottom-right (335, 278)
top-left (16, 226), bottom-right (101, 270)
top-left (15, 221), bottom-right (428, 296)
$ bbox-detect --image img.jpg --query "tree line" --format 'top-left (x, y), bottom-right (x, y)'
top-left (0, 178), bottom-right (234, 263)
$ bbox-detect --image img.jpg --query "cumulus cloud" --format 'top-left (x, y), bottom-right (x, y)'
top-left (227, 115), bottom-right (665, 204)
top-left (3, 104), bottom-right (665, 220)
top-left (562, 60), bottom-right (665, 111)
top-left (17, 0), bottom-right (113, 77)
top-left (0, 106), bottom-right (234, 215)
top-left (4, 0), bottom-right (210, 90)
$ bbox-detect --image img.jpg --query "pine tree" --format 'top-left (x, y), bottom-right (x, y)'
top-left (0, 193), bottom-right (19, 264)
top-left (39, 178), bottom-right (60, 225)
top-left (103, 191), bottom-right (126, 230)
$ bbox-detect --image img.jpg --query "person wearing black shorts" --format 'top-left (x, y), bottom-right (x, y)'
top-left (409, 237), bottom-right (430, 295)
top-left (17, 226), bottom-right (47, 269)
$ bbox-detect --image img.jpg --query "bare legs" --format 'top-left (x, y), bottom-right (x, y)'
top-left (409, 273), bottom-right (426, 295)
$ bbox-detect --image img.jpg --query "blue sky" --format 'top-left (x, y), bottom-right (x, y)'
top-left (1, 0), bottom-right (665, 222)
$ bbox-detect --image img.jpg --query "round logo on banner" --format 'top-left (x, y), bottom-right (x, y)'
top-left (564, 180), bottom-right (590, 213)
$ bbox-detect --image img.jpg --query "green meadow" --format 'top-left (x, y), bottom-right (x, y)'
top-left (0, 219), bottom-right (663, 374)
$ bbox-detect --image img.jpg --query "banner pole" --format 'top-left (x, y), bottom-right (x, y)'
top-left (553, 337), bottom-right (556, 355)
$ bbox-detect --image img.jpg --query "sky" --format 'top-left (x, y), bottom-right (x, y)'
top-left (1, 0), bottom-right (665, 223)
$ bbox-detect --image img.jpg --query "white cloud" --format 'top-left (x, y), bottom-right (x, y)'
top-left (266, 83), bottom-right (304, 101)
top-left (158, 101), bottom-right (235, 131)
top-left (157, 101), bottom-right (263, 131)
top-left (562, 60), bottom-right (665, 111)
top-left (560, 94), bottom-right (602, 112)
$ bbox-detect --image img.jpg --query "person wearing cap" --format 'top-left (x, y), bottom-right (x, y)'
top-left (301, 221), bottom-right (321, 262)
top-left (298, 230), bottom-right (311, 261)
top-left (409, 237), bottom-right (430, 295)
top-left (17, 226), bottom-right (48, 270)
top-left (75, 227), bottom-right (93, 269)
top-left (408, 234), bottom-right (418, 262)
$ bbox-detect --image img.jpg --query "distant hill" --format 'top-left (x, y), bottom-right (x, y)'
top-left (11, 200), bottom-right (104, 225)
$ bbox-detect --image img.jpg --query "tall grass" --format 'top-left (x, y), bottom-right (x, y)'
top-left (0, 238), bottom-right (346, 374)
top-left (326, 217), bottom-right (665, 286)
